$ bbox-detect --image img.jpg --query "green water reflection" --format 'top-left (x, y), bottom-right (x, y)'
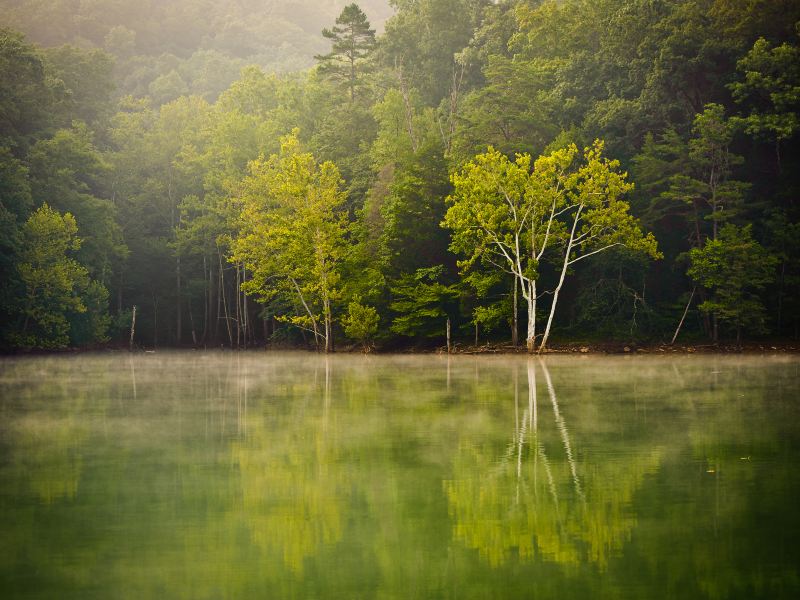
top-left (0, 353), bottom-right (798, 598)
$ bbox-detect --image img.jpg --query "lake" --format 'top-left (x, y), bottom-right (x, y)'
top-left (0, 352), bottom-right (798, 598)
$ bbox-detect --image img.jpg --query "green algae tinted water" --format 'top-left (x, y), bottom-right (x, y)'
top-left (0, 352), bottom-right (798, 599)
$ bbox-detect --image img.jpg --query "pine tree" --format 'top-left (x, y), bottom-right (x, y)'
top-left (314, 3), bottom-right (376, 103)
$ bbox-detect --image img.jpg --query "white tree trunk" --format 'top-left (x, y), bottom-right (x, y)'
top-left (291, 277), bottom-right (321, 351)
top-left (539, 273), bottom-right (565, 353)
top-left (525, 278), bottom-right (537, 353)
top-left (539, 206), bottom-right (582, 352)
top-left (511, 278), bottom-right (518, 347)
top-left (324, 296), bottom-right (332, 353)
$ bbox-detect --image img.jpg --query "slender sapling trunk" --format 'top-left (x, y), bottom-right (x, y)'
top-left (129, 305), bottom-right (136, 351)
top-left (671, 287), bottom-right (696, 345)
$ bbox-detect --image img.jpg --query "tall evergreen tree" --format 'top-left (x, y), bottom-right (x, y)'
top-left (315, 3), bottom-right (376, 103)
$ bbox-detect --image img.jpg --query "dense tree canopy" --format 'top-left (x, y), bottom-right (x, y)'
top-left (1, 1), bottom-right (799, 350)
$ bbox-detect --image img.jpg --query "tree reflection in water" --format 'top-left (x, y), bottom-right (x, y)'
top-left (446, 359), bottom-right (663, 568)
top-left (230, 356), bottom-right (346, 574)
top-left (1, 354), bottom-right (797, 598)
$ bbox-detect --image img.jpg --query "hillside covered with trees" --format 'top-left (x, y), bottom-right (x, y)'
top-left (1, 0), bottom-right (394, 102)
top-left (1, 0), bottom-right (799, 352)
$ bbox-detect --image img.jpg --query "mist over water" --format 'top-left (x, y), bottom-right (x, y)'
top-left (0, 352), bottom-right (798, 598)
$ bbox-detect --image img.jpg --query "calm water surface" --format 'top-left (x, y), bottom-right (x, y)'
top-left (0, 352), bottom-right (798, 598)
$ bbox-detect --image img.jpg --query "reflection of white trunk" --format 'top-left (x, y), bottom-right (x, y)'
top-left (535, 435), bottom-right (559, 518)
top-left (243, 357), bottom-right (248, 438)
top-left (129, 355), bottom-right (137, 401)
top-left (540, 359), bottom-right (585, 503)
top-left (236, 353), bottom-right (242, 435)
top-left (324, 357), bottom-right (331, 412)
top-left (528, 360), bottom-right (537, 432)
top-left (514, 364), bottom-right (519, 445)
top-left (513, 364), bottom-right (521, 501)
top-left (528, 360), bottom-right (538, 500)
top-left (527, 360), bottom-right (556, 514)
top-left (526, 367), bottom-right (561, 524)
top-left (516, 360), bottom-right (540, 501)
top-left (517, 405), bottom-right (528, 482)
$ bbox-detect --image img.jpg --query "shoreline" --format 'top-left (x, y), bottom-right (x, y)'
top-left (437, 341), bottom-right (800, 355)
top-left (3, 341), bottom-right (799, 357)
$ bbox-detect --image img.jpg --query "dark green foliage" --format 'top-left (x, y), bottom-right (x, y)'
top-left (43, 45), bottom-right (116, 133)
top-left (311, 102), bottom-right (378, 208)
top-left (0, 28), bottom-right (53, 151)
top-left (381, 0), bottom-right (489, 106)
top-left (571, 249), bottom-right (658, 340)
top-left (688, 224), bottom-right (777, 342)
top-left (0, 146), bottom-right (33, 221)
top-left (28, 122), bottom-right (125, 281)
top-left (380, 141), bottom-right (452, 278)
top-left (0, 148), bottom-right (34, 330)
top-left (729, 34), bottom-right (800, 171)
top-left (389, 266), bottom-right (460, 339)
top-left (0, 205), bottom-right (24, 334)
top-left (69, 279), bottom-right (111, 346)
top-left (764, 210), bottom-right (800, 338)
top-left (452, 55), bottom-right (561, 162)
top-left (657, 104), bottom-right (749, 245)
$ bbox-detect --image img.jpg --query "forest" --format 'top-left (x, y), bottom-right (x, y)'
top-left (1, 0), bottom-right (799, 352)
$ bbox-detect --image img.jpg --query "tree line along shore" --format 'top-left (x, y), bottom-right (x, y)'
top-left (1, 1), bottom-right (799, 353)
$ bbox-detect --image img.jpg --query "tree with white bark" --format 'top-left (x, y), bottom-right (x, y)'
top-left (444, 141), bottom-right (660, 352)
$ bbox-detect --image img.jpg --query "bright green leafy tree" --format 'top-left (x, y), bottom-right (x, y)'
top-left (233, 131), bottom-right (347, 352)
top-left (445, 141), bottom-right (660, 352)
top-left (12, 204), bottom-right (109, 348)
top-left (342, 296), bottom-right (380, 351)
